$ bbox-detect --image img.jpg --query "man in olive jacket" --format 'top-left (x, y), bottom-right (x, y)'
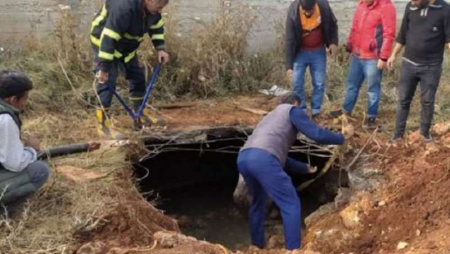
top-left (285, 0), bottom-right (338, 119)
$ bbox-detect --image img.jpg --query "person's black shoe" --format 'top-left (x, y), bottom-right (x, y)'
top-left (388, 133), bottom-right (404, 144)
top-left (363, 117), bottom-right (377, 130)
top-left (312, 113), bottom-right (322, 122)
top-left (421, 132), bottom-right (433, 143)
top-left (329, 109), bottom-right (343, 118)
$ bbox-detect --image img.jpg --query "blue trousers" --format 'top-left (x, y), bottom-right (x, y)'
top-left (342, 55), bottom-right (382, 118)
top-left (292, 47), bottom-right (327, 115)
top-left (93, 50), bottom-right (146, 108)
top-left (237, 148), bottom-right (301, 250)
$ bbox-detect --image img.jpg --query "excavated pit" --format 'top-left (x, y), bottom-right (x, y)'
top-left (134, 127), bottom-right (349, 250)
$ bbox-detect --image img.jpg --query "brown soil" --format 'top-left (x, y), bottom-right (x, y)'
top-left (308, 132), bottom-right (450, 254)
top-left (346, 141), bottom-right (450, 254)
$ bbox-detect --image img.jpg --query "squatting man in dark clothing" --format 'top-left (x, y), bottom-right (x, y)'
top-left (0, 71), bottom-right (50, 215)
top-left (388, 0), bottom-right (450, 142)
top-left (285, 0), bottom-right (339, 120)
top-left (91, 0), bottom-right (170, 138)
top-left (237, 93), bottom-right (354, 250)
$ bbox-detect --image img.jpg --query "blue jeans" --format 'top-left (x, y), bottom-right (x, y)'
top-left (342, 55), bottom-right (382, 118)
top-left (92, 49), bottom-right (146, 108)
top-left (292, 47), bottom-right (327, 115)
top-left (237, 148), bottom-right (301, 250)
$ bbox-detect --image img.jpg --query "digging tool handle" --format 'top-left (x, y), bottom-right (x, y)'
top-left (137, 63), bottom-right (161, 118)
top-left (107, 85), bottom-right (138, 121)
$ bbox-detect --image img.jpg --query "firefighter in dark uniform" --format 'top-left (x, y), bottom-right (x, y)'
top-left (90, 0), bottom-right (170, 138)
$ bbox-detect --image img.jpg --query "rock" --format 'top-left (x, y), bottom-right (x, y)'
top-left (440, 133), bottom-right (450, 146)
top-left (76, 241), bottom-right (106, 254)
top-left (361, 167), bottom-right (382, 177)
top-left (334, 188), bottom-right (352, 208)
top-left (305, 203), bottom-right (336, 228)
top-left (153, 231), bottom-right (196, 249)
top-left (233, 174), bottom-right (251, 207)
top-left (358, 193), bottom-right (375, 215)
top-left (267, 235), bottom-right (284, 249)
top-left (397, 241), bottom-right (409, 250)
top-left (424, 143), bottom-right (440, 157)
top-left (407, 131), bottom-right (422, 144)
top-left (378, 201), bottom-right (386, 207)
top-left (433, 122), bottom-right (450, 136)
top-left (339, 206), bottom-right (360, 229)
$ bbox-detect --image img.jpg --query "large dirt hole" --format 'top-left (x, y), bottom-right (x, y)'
top-left (134, 128), bottom-right (348, 250)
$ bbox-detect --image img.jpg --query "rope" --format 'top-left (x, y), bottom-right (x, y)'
top-left (297, 115), bottom-right (349, 192)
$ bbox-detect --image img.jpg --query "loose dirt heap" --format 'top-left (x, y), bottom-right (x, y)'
top-left (301, 130), bottom-right (450, 254)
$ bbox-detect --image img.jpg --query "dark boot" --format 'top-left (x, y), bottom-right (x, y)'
top-left (363, 117), bottom-right (377, 130)
top-left (388, 133), bottom-right (404, 144)
top-left (420, 131), bottom-right (433, 143)
top-left (328, 109), bottom-right (343, 118)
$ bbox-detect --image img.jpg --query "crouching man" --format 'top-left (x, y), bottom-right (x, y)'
top-left (237, 92), bottom-right (353, 250)
top-left (0, 71), bottom-right (50, 214)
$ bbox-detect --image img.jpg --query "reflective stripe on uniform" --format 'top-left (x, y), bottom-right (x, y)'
top-left (150, 19), bottom-right (165, 30)
top-left (98, 49), bottom-right (123, 60)
top-left (124, 51), bottom-right (136, 63)
top-left (91, 5), bottom-right (107, 33)
top-left (99, 51), bottom-right (114, 60)
top-left (151, 34), bottom-right (165, 40)
top-left (124, 33), bottom-right (144, 42)
top-left (103, 28), bottom-right (122, 40)
top-left (91, 35), bottom-right (100, 46)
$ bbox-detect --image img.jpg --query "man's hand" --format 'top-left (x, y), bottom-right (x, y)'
top-left (327, 44), bottom-right (337, 56)
top-left (287, 69), bottom-right (293, 80)
top-left (342, 124), bottom-right (355, 140)
top-left (387, 43), bottom-right (404, 70)
top-left (387, 55), bottom-right (396, 70)
top-left (96, 70), bottom-right (108, 84)
top-left (158, 50), bottom-right (170, 64)
top-left (344, 43), bottom-right (352, 53)
top-left (25, 136), bottom-right (41, 152)
top-left (377, 59), bottom-right (387, 70)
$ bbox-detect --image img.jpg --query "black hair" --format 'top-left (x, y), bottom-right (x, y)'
top-left (300, 0), bottom-right (317, 10)
top-left (280, 92), bottom-right (302, 105)
top-left (0, 71), bottom-right (33, 99)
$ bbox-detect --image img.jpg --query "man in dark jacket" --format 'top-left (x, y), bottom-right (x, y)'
top-left (285, 0), bottom-right (338, 120)
top-left (238, 92), bottom-right (353, 250)
top-left (91, 0), bottom-right (170, 138)
top-left (388, 0), bottom-right (450, 142)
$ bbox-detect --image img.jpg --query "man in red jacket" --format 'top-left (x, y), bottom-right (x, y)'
top-left (330, 0), bottom-right (396, 129)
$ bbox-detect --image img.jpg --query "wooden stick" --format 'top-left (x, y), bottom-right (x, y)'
top-left (232, 102), bottom-right (268, 116)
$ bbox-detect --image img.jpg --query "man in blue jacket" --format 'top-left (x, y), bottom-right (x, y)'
top-left (238, 92), bottom-right (353, 250)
